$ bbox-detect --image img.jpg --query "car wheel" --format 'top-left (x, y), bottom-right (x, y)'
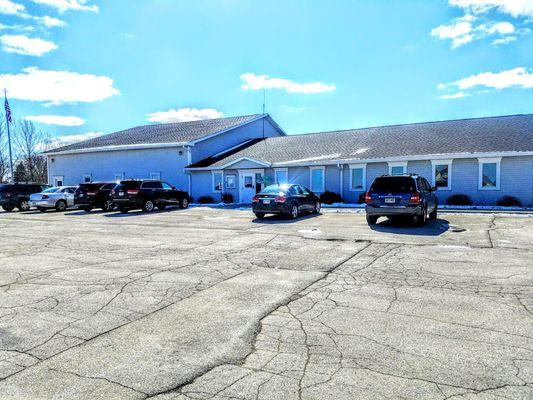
top-left (55, 200), bottom-right (67, 212)
top-left (366, 215), bottom-right (378, 225)
top-left (414, 208), bottom-right (427, 226)
top-left (314, 201), bottom-right (321, 214)
top-left (254, 213), bottom-right (265, 219)
top-left (18, 200), bottom-right (31, 212)
top-left (179, 197), bottom-right (189, 209)
top-left (429, 204), bottom-right (438, 220)
top-left (2, 205), bottom-right (14, 212)
top-left (37, 207), bottom-right (47, 213)
top-left (157, 203), bottom-right (167, 211)
top-left (103, 200), bottom-right (114, 212)
top-left (142, 199), bottom-right (155, 213)
top-left (290, 204), bottom-right (299, 219)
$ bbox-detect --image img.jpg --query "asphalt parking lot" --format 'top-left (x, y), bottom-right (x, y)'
top-left (0, 207), bottom-right (532, 399)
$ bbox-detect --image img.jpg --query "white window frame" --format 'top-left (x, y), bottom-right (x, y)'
top-left (309, 166), bottom-right (325, 193)
top-left (212, 171), bottom-right (223, 193)
top-left (348, 164), bottom-right (366, 191)
top-left (431, 160), bottom-right (452, 191)
top-left (388, 162), bottom-right (407, 175)
top-left (114, 172), bottom-right (125, 182)
top-left (478, 157), bottom-right (501, 190)
top-left (149, 172), bottom-right (161, 180)
top-left (82, 174), bottom-right (92, 183)
top-left (225, 174), bottom-right (236, 189)
top-left (274, 168), bottom-right (288, 185)
top-left (53, 175), bottom-right (64, 187)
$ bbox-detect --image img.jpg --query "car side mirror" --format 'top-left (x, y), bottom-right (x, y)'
top-left (431, 186), bottom-right (437, 192)
top-left (172, 186), bottom-right (176, 190)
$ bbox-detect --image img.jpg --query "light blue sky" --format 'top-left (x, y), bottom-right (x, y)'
top-left (1, 0), bottom-right (532, 144)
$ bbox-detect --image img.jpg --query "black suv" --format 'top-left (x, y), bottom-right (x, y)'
top-left (252, 184), bottom-right (321, 219)
top-left (75, 182), bottom-right (117, 212)
top-left (110, 180), bottom-right (190, 213)
top-left (0, 183), bottom-right (50, 212)
top-left (365, 174), bottom-right (438, 226)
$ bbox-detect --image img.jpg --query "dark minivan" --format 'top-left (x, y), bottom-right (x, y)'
top-left (75, 182), bottom-right (117, 212)
top-left (365, 175), bottom-right (438, 226)
top-left (111, 180), bottom-right (190, 213)
top-left (252, 184), bottom-right (321, 219)
top-left (0, 183), bottom-right (50, 212)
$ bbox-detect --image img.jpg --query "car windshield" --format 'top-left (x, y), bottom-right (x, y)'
top-left (260, 185), bottom-right (288, 195)
top-left (42, 188), bottom-right (60, 193)
top-left (371, 177), bottom-right (416, 193)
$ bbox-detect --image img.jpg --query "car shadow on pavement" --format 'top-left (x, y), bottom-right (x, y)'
top-left (369, 217), bottom-right (450, 236)
top-left (252, 213), bottom-right (321, 224)
top-left (102, 208), bottom-right (183, 218)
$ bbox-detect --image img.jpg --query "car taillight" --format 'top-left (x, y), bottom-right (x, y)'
top-left (252, 195), bottom-right (260, 203)
top-left (87, 192), bottom-right (96, 196)
top-left (42, 195), bottom-right (49, 199)
top-left (409, 192), bottom-right (421, 204)
top-left (365, 192), bottom-right (373, 204)
top-left (127, 189), bottom-right (139, 195)
top-left (274, 195), bottom-right (286, 203)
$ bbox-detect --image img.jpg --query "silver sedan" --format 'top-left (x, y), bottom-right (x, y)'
top-left (30, 186), bottom-right (78, 212)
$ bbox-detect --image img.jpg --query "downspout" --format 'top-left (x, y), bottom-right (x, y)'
top-left (186, 146), bottom-right (192, 195)
top-left (337, 162), bottom-right (343, 199)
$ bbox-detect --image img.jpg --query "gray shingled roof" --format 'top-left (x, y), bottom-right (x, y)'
top-left (198, 114), bottom-right (533, 168)
top-left (47, 114), bottom-right (264, 153)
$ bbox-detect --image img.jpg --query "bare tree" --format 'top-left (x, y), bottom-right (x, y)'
top-left (13, 119), bottom-right (50, 183)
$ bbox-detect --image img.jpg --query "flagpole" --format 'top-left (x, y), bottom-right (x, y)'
top-left (3, 89), bottom-right (14, 182)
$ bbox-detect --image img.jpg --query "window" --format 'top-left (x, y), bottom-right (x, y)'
top-left (212, 172), bottom-right (223, 192)
top-left (244, 176), bottom-right (253, 188)
top-left (149, 172), bottom-right (161, 180)
top-left (310, 167), bottom-right (325, 193)
top-left (431, 160), bottom-right (452, 190)
top-left (349, 165), bottom-right (366, 191)
top-left (82, 174), bottom-right (92, 183)
top-left (53, 176), bottom-right (64, 187)
top-left (274, 168), bottom-right (288, 185)
top-left (162, 182), bottom-right (173, 190)
top-left (388, 162), bottom-right (407, 175)
top-left (114, 173), bottom-right (124, 182)
top-left (478, 158), bottom-right (501, 190)
top-left (225, 175), bottom-right (236, 189)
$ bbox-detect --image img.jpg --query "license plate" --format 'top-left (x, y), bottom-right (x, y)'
top-left (262, 199), bottom-right (271, 204)
top-left (119, 192), bottom-right (124, 196)
top-left (385, 197), bottom-right (396, 203)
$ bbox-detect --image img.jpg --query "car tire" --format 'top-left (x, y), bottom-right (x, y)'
top-left (37, 207), bottom-right (47, 213)
top-left (55, 200), bottom-right (67, 212)
top-left (179, 197), bottom-right (189, 209)
top-left (414, 208), bottom-right (427, 226)
top-left (254, 213), bottom-right (265, 219)
top-left (289, 204), bottom-right (299, 219)
top-left (157, 203), bottom-right (167, 210)
top-left (18, 200), bottom-right (31, 212)
top-left (103, 200), bottom-right (114, 212)
top-left (314, 201), bottom-right (321, 214)
top-left (366, 215), bottom-right (378, 225)
top-left (429, 204), bottom-right (438, 220)
top-left (142, 200), bottom-right (155, 213)
top-left (2, 205), bottom-right (14, 212)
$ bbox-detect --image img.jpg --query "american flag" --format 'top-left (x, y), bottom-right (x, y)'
top-left (4, 95), bottom-right (12, 124)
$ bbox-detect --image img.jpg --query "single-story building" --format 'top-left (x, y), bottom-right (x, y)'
top-left (47, 113), bottom-right (533, 206)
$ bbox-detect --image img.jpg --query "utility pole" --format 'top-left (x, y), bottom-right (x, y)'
top-left (3, 89), bottom-right (14, 182)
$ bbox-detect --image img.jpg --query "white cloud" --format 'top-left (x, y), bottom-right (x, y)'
top-left (146, 108), bottom-right (224, 123)
top-left (492, 35), bottom-right (517, 44)
top-left (449, 0), bottom-right (533, 18)
top-left (0, 34), bottom-right (57, 56)
top-left (240, 73), bottom-right (336, 94)
top-left (29, 0), bottom-right (98, 13)
top-left (41, 131), bottom-right (103, 151)
top-left (0, 0), bottom-right (27, 16)
top-left (36, 15), bottom-right (66, 27)
top-left (439, 67), bottom-right (533, 98)
top-left (440, 91), bottom-right (470, 99)
top-left (431, 17), bottom-right (518, 47)
top-left (0, 67), bottom-right (119, 105)
top-left (25, 115), bottom-right (85, 126)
